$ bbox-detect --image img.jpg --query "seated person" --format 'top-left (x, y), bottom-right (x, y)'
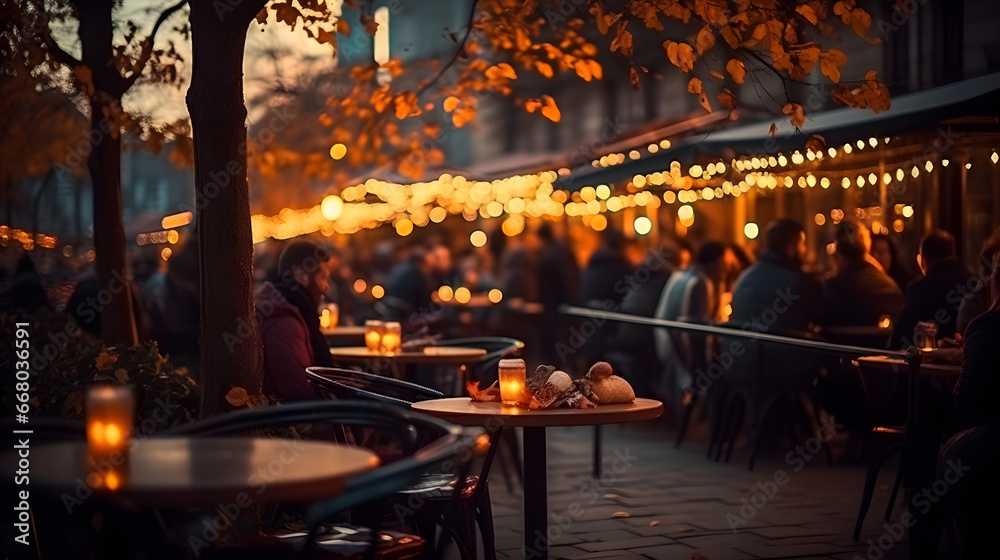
top-left (821, 221), bottom-right (904, 445)
top-left (823, 219), bottom-right (904, 346)
top-left (653, 241), bottom-right (732, 404)
top-left (891, 230), bottom-right (972, 349)
top-left (957, 231), bottom-right (1000, 335)
top-left (255, 240), bottom-right (336, 401)
top-left (729, 219), bottom-right (824, 388)
top-left (954, 252), bottom-right (1000, 431)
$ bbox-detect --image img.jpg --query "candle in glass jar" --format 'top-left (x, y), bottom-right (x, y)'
top-left (498, 358), bottom-right (526, 406)
top-left (381, 322), bottom-right (402, 355)
top-left (365, 320), bottom-right (384, 351)
top-left (86, 386), bottom-right (135, 463)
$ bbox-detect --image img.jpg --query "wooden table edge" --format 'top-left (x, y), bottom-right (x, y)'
top-left (411, 397), bottom-right (664, 427)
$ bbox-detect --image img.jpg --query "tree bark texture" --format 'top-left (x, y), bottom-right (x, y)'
top-left (78, 0), bottom-right (138, 345)
top-left (187, 1), bottom-right (267, 417)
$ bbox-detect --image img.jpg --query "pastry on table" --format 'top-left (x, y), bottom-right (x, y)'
top-left (586, 361), bottom-right (635, 404)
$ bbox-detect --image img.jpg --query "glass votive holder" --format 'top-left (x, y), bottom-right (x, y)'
top-left (380, 322), bottom-right (402, 355)
top-left (365, 320), bottom-right (384, 352)
top-left (319, 303), bottom-right (339, 330)
top-left (86, 385), bottom-right (135, 465)
top-left (498, 358), bottom-right (526, 406)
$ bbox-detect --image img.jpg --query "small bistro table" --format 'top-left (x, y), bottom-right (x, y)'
top-left (7, 437), bottom-right (380, 508)
top-left (329, 346), bottom-right (488, 393)
top-left (321, 325), bottom-right (367, 345)
top-left (411, 397), bottom-right (663, 560)
top-left (855, 352), bottom-right (961, 560)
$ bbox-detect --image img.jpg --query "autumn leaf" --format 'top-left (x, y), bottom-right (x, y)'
top-left (610, 23), bottom-right (635, 57)
top-left (797, 4), bottom-right (820, 25)
top-left (726, 59), bottom-right (746, 84)
top-left (62, 390), bottom-right (84, 417)
top-left (769, 123), bottom-right (779, 137)
top-left (782, 102), bottom-right (806, 128)
top-left (540, 95), bottom-right (561, 123)
top-left (226, 386), bottom-right (249, 407)
top-left (820, 49), bottom-right (847, 82)
top-left (535, 61), bottom-right (554, 78)
top-left (629, 1), bottom-right (663, 32)
top-left (273, 2), bottom-right (301, 28)
top-left (525, 99), bottom-right (542, 113)
top-left (687, 77), bottom-right (703, 94)
top-left (485, 62), bottom-right (517, 81)
top-left (663, 41), bottom-right (696, 72)
top-left (629, 66), bottom-right (640, 89)
top-left (114, 368), bottom-right (129, 384)
top-left (361, 14), bottom-right (379, 35)
top-left (697, 92), bottom-right (712, 113)
top-left (717, 88), bottom-right (736, 110)
top-left (443, 96), bottom-right (460, 112)
top-left (95, 349), bottom-right (118, 371)
top-left (335, 19), bottom-right (350, 36)
top-left (709, 69), bottom-right (725, 81)
top-left (695, 26), bottom-right (715, 54)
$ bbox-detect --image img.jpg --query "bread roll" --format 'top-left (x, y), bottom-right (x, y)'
top-left (590, 375), bottom-right (635, 404)
top-left (587, 361), bottom-right (614, 381)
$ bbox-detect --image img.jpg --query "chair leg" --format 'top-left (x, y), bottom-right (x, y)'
top-left (721, 395), bottom-right (746, 464)
top-left (476, 488), bottom-right (497, 560)
top-left (747, 394), bottom-right (780, 472)
top-left (852, 440), bottom-right (901, 541)
top-left (592, 426), bottom-right (602, 478)
top-left (675, 389), bottom-right (698, 449)
top-left (884, 448), bottom-right (905, 521)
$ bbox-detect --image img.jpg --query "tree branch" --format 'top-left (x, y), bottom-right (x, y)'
top-left (120, 0), bottom-right (189, 92)
top-left (45, 34), bottom-right (82, 68)
top-left (416, 0), bottom-right (479, 97)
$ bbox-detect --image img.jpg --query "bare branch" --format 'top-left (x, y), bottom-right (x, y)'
top-left (417, 0), bottom-right (479, 97)
top-left (120, 0), bottom-right (189, 92)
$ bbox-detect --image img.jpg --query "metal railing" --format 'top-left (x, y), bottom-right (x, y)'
top-left (560, 305), bottom-right (906, 360)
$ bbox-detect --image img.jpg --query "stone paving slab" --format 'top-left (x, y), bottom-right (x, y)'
top-left (472, 423), bottom-right (913, 560)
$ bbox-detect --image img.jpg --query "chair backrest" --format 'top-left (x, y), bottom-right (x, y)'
top-left (434, 337), bottom-right (524, 383)
top-left (159, 400), bottom-right (483, 548)
top-left (305, 366), bottom-right (443, 405)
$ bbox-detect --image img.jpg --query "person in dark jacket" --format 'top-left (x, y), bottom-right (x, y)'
top-left (957, 231), bottom-right (1000, 335)
top-left (871, 233), bottom-right (915, 294)
top-left (729, 219), bottom-right (824, 387)
top-left (823, 219), bottom-right (904, 343)
top-left (256, 241), bottom-right (336, 401)
top-left (579, 229), bottom-right (632, 306)
top-left (891, 230), bottom-right (972, 349)
top-left (383, 247), bottom-right (433, 321)
top-left (954, 252), bottom-right (1000, 430)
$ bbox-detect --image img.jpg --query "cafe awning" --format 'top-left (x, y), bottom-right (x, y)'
top-left (560, 72), bottom-right (1000, 190)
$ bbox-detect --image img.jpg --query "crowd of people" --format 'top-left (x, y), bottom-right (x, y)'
top-left (3, 214), bottom-right (999, 442)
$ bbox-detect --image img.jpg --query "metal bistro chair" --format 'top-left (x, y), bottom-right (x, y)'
top-left (307, 367), bottom-right (500, 560)
top-left (161, 400), bottom-right (484, 560)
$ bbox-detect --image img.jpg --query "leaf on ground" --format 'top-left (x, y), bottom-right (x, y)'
top-left (226, 386), bottom-right (249, 407)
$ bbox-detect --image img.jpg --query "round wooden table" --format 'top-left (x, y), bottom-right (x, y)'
top-left (328, 346), bottom-right (487, 365)
top-left (412, 397), bottom-right (663, 560)
top-left (321, 325), bottom-right (367, 344)
top-left (8, 437), bottom-right (380, 508)
top-left (854, 354), bottom-right (961, 377)
top-left (329, 346), bottom-right (488, 394)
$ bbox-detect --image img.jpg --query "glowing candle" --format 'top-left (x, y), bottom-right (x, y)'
top-left (86, 386), bottom-right (134, 465)
top-left (319, 309), bottom-right (331, 329)
top-left (380, 322), bottom-right (402, 355)
top-left (365, 320), bottom-right (384, 351)
top-left (498, 358), bottom-right (526, 406)
top-left (319, 303), bottom-right (339, 331)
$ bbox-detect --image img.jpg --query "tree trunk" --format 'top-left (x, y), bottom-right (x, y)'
top-left (86, 94), bottom-right (137, 344)
top-left (187, 3), bottom-right (266, 417)
top-left (77, 0), bottom-right (138, 346)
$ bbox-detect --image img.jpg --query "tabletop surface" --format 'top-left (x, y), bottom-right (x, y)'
top-left (855, 354), bottom-right (961, 376)
top-left (329, 346), bottom-right (487, 364)
top-left (411, 397), bottom-right (664, 427)
top-left (321, 325), bottom-right (367, 337)
top-left (9, 437), bottom-right (379, 507)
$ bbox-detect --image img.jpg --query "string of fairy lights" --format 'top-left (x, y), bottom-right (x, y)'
top-left (247, 135), bottom-right (999, 244)
top-left (6, 135), bottom-right (997, 257)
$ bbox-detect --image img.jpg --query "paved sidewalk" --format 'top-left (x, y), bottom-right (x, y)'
top-left (481, 421), bottom-right (910, 560)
